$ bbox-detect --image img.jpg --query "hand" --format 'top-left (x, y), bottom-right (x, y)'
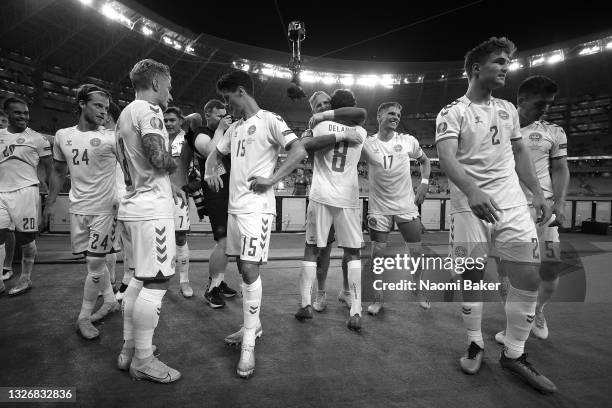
top-left (218, 115), bottom-right (232, 132)
top-left (532, 194), bottom-right (552, 226)
top-left (548, 201), bottom-right (566, 228)
top-left (171, 184), bottom-right (187, 208)
top-left (338, 129), bottom-right (363, 144)
top-left (414, 183), bottom-right (428, 206)
top-left (204, 173), bottom-right (224, 192)
top-left (248, 176), bottom-right (275, 194)
top-left (41, 201), bottom-right (55, 232)
top-left (467, 188), bottom-right (500, 223)
top-left (308, 113), bottom-right (325, 129)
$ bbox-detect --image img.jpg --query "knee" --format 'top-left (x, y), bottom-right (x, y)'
top-left (143, 279), bottom-right (170, 290)
top-left (175, 232), bottom-right (187, 247)
top-left (240, 263), bottom-right (260, 284)
top-left (21, 240), bottom-right (37, 261)
top-left (539, 262), bottom-right (560, 282)
top-left (371, 241), bottom-right (387, 256)
top-left (344, 248), bottom-right (360, 261)
top-left (0, 228), bottom-right (9, 244)
top-left (86, 256), bottom-right (107, 274)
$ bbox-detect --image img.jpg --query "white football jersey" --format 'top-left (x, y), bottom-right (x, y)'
top-left (0, 127), bottom-right (51, 192)
top-left (115, 162), bottom-right (127, 200)
top-left (53, 126), bottom-right (117, 215)
top-left (309, 120), bottom-right (366, 208)
top-left (115, 99), bottom-right (174, 220)
top-left (520, 120), bottom-right (567, 203)
top-left (435, 95), bottom-right (526, 214)
top-left (364, 132), bottom-right (423, 215)
top-left (217, 109), bottom-right (297, 215)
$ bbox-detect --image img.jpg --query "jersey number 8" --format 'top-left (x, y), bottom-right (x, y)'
top-left (332, 142), bottom-right (348, 172)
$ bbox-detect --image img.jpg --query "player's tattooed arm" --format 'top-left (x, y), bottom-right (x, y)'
top-left (414, 153), bottom-right (431, 206)
top-left (437, 138), bottom-right (500, 223)
top-left (142, 133), bottom-right (177, 174)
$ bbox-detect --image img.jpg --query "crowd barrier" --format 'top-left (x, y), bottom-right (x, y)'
top-left (46, 194), bottom-right (612, 233)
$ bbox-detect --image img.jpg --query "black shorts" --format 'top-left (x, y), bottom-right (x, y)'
top-left (204, 198), bottom-right (229, 242)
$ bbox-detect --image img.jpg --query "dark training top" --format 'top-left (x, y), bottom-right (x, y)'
top-left (185, 125), bottom-right (231, 200)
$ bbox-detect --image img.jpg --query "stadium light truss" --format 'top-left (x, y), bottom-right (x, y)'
top-left (75, 1), bottom-right (612, 90)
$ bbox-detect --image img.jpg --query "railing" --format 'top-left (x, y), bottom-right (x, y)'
top-left (45, 194), bottom-right (612, 233)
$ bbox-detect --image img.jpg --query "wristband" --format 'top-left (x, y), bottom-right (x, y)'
top-left (421, 178), bottom-right (429, 184)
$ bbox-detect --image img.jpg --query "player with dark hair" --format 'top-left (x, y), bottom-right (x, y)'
top-left (45, 84), bottom-right (120, 338)
top-left (296, 88), bottom-right (366, 332)
top-left (301, 90), bottom-right (367, 312)
top-left (178, 98), bottom-right (237, 308)
top-left (435, 37), bottom-right (556, 393)
top-left (163, 105), bottom-right (194, 298)
top-left (205, 70), bottom-right (306, 378)
top-left (0, 97), bottom-right (52, 296)
top-left (362, 101), bottom-right (432, 315)
top-left (495, 75), bottom-right (569, 343)
top-left (114, 59), bottom-right (184, 383)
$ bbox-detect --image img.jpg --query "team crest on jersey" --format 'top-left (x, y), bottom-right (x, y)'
top-left (248, 125), bottom-right (256, 135)
top-left (437, 122), bottom-right (448, 134)
top-left (454, 246), bottom-right (467, 257)
top-left (498, 110), bottom-right (509, 120)
top-left (394, 144), bottom-right (403, 152)
top-left (529, 132), bottom-right (542, 142)
top-left (150, 117), bottom-right (163, 130)
top-left (90, 138), bottom-right (101, 147)
top-left (368, 218), bottom-right (377, 227)
top-left (16, 137), bottom-right (26, 144)
top-left (66, 139), bottom-right (72, 146)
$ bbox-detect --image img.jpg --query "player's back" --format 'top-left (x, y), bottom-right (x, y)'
top-left (53, 126), bottom-right (117, 214)
top-left (309, 120), bottom-right (366, 208)
top-left (116, 99), bottom-right (173, 220)
top-left (0, 127), bottom-right (51, 192)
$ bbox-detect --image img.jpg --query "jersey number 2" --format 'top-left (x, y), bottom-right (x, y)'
top-left (490, 125), bottom-right (500, 145)
top-left (332, 142), bottom-right (348, 172)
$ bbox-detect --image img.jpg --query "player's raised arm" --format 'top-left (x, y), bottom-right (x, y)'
top-left (308, 107), bottom-right (367, 128)
top-left (142, 133), bottom-right (177, 174)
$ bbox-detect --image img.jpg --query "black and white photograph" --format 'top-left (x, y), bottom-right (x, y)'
top-left (1, 0), bottom-right (611, 406)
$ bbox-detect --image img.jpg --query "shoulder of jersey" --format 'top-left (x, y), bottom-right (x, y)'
top-left (130, 99), bottom-right (161, 114)
top-left (438, 98), bottom-right (467, 116)
top-left (541, 120), bottom-right (565, 131)
top-left (260, 109), bottom-right (284, 121)
top-left (495, 97), bottom-right (518, 111)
